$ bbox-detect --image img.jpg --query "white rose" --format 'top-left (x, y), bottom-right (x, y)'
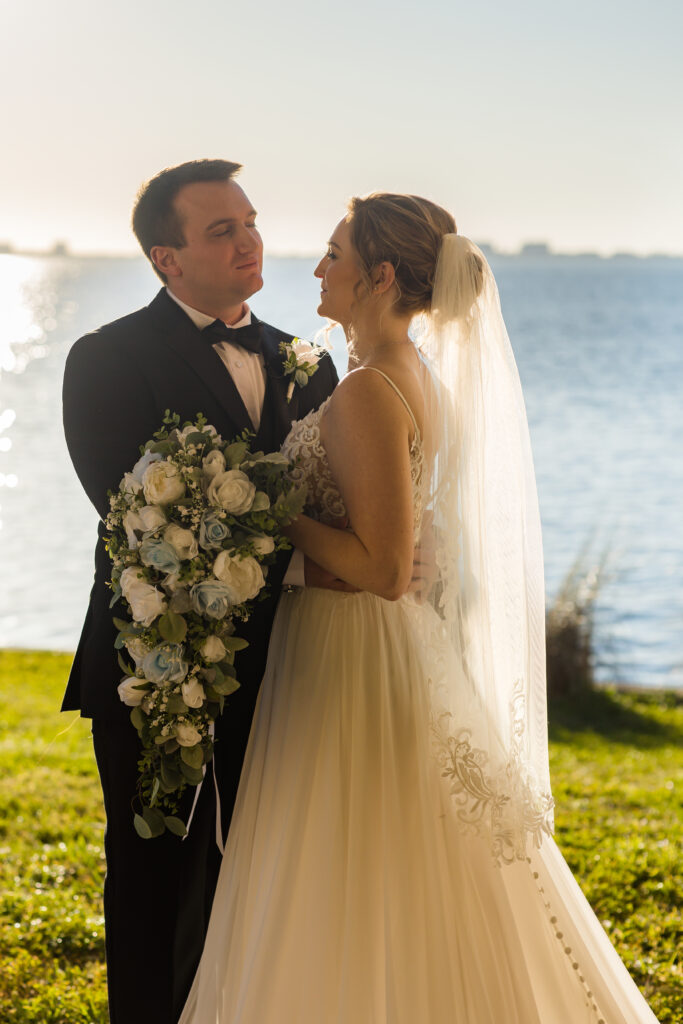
top-left (123, 509), bottom-right (144, 548)
top-left (251, 535), bottom-right (275, 556)
top-left (120, 473), bottom-right (143, 497)
top-left (213, 551), bottom-right (265, 604)
top-left (138, 505), bottom-right (168, 532)
top-left (142, 461), bottom-right (185, 505)
top-left (124, 636), bottom-right (151, 667)
top-left (200, 635), bottom-right (227, 663)
top-left (202, 449), bottom-right (226, 482)
top-left (117, 676), bottom-right (146, 707)
top-left (181, 677), bottom-right (206, 709)
top-left (207, 470), bottom-right (255, 514)
top-left (291, 339), bottom-right (324, 363)
top-left (176, 722), bottom-right (202, 747)
top-left (164, 524), bottom-right (199, 561)
top-left (120, 567), bottom-right (168, 626)
top-left (176, 423), bottom-right (217, 446)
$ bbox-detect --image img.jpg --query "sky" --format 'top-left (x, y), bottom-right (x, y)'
top-left (1, 0), bottom-right (682, 256)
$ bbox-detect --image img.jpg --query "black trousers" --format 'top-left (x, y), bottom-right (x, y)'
top-left (93, 719), bottom-right (222, 1024)
top-left (92, 657), bottom-right (262, 1022)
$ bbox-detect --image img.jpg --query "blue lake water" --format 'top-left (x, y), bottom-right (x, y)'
top-left (0, 252), bottom-right (682, 688)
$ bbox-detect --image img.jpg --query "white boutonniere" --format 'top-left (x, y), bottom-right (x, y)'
top-left (280, 338), bottom-right (326, 401)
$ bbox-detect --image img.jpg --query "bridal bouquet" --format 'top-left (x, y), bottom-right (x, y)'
top-left (105, 411), bottom-right (305, 839)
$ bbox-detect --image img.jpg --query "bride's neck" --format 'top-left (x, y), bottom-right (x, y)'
top-left (345, 311), bottom-right (412, 366)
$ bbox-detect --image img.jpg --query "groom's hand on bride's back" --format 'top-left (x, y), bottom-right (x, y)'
top-left (407, 511), bottom-right (437, 604)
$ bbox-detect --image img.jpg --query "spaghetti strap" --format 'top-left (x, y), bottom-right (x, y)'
top-left (361, 366), bottom-right (421, 438)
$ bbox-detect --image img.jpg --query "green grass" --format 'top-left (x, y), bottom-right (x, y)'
top-left (0, 650), bottom-right (681, 1022)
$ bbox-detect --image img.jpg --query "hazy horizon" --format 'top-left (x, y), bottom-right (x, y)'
top-left (1, 240), bottom-right (681, 261)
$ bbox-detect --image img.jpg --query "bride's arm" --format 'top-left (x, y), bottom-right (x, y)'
top-left (283, 370), bottom-right (416, 601)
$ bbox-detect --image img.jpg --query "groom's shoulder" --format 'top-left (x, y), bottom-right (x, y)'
top-left (66, 291), bottom-right (168, 365)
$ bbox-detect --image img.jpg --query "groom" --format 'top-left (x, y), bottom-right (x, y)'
top-left (62, 159), bottom-right (338, 1023)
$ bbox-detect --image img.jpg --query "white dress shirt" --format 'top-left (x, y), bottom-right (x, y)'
top-left (165, 289), bottom-right (304, 586)
top-left (167, 291), bottom-right (265, 430)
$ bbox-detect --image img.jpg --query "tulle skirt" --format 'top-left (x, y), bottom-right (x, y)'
top-left (180, 589), bottom-right (658, 1023)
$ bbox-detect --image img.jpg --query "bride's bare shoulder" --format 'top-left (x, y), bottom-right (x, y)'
top-left (324, 366), bottom-right (410, 430)
top-left (327, 356), bottom-right (427, 439)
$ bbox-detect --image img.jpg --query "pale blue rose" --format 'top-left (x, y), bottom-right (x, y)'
top-left (190, 580), bottom-right (234, 619)
top-left (199, 512), bottom-right (231, 551)
top-left (141, 644), bottom-right (189, 685)
top-left (139, 537), bottom-right (181, 575)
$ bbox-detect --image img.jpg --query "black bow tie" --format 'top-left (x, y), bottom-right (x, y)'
top-left (202, 319), bottom-right (263, 355)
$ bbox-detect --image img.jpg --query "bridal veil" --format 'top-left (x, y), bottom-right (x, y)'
top-left (416, 234), bottom-right (555, 865)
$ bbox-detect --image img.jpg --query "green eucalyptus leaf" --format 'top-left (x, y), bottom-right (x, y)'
top-left (130, 706), bottom-right (146, 733)
top-left (165, 693), bottom-right (188, 715)
top-left (223, 440), bottom-right (249, 467)
top-left (150, 440), bottom-right (177, 455)
top-left (164, 816), bottom-right (188, 837)
top-left (142, 805), bottom-right (166, 837)
top-left (184, 431), bottom-right (212, 448)
top-left (251, 492), bottom-right (270, 512)
top-left (179, 761), bottom-right (204, 785)
top-left (134, 813), bottom-right (153, 839)
top-left (158, 610), bottom-right (187, 643)
top-left (211, 675), bottom-right (241, 696)
top-left (180, 745), bottom-right (204, 770)
top-left (223, 637), bottom-right (249, 654)
top-left (117, 651), bottom-right (134, 675)
top-left (160, 761), bottom-right (183, 791)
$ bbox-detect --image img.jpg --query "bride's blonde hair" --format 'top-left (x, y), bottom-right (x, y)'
top-left (346, 193), bottom-right (461, 315)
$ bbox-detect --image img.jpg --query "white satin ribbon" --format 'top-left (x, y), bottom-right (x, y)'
top-left (182, 721), bottom-right (225, 854)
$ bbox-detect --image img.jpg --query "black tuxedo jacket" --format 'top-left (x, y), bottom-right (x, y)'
top-left (62, 288), bottom-right (338, 722)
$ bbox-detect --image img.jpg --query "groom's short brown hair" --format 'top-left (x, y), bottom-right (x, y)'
top-left (132, 159), bottom-right (242, 281)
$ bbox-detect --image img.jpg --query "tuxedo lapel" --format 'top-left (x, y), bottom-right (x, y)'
top-left (257, 318), bottom-right (300, 445)
top-left (145, 290), bottom-right (253, 436)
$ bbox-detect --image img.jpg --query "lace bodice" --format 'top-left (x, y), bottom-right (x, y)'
top-left (281, 374), bottom-right (425, 536)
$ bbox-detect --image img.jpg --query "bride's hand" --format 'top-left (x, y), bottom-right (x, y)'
top-left (295, 514), bottom-right (359, 592)
top-left (304, 556), bottom-right (359, 592)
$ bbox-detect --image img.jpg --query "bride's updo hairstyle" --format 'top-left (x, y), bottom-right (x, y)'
top-left (346, 192), bottom-right (484, 322)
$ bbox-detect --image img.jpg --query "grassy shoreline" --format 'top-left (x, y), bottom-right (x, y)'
top-left (1, 649), bottom-right (681, 1022)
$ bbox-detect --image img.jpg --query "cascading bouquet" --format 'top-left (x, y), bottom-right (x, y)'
top-left (105, 411), bottom-right (305, 839)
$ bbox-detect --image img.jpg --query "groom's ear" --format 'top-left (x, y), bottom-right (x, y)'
top-left (150, 246), bottom-right (182, 279)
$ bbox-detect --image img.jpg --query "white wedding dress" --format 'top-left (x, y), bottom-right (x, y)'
top-left (180, 374), bottom-right (658, 1023)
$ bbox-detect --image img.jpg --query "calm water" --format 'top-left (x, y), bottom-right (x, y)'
top-left (0, 253), bottom-right (682, 688)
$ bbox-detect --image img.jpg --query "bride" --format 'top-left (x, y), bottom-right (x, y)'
top-left (179, 193), bottom-right (658, 1022)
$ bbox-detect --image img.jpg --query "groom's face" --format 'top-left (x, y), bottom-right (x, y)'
top-left (165, 180), bottom-right (264, 313)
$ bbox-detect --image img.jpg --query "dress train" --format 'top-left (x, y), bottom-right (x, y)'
top-left (179, 587), bottom-right (657, 1023)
